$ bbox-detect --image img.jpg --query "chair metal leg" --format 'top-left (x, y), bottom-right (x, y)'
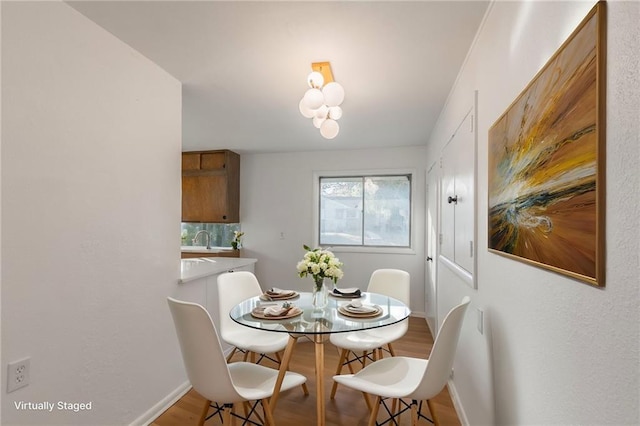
top-left (426, 399), bottom-right (439, 426)
top-left (198, 400), bottom-right (211, 426)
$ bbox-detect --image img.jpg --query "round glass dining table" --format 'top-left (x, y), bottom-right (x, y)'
top-left (229, 291), bottom-right (411, 426)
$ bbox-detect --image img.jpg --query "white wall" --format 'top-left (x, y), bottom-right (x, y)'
top-left (240, 146), bottom-right (427, 315)
top-left (427, 1), bottom-right (640, 425)
top-left (1, 2), bottom-right (184, 425)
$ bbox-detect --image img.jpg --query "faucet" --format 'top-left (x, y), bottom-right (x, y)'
top-left (192, 230), bottom-right (212, 249)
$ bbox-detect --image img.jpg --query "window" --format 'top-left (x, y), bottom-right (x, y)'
top-left (181, 223), bottom-right (240, 248)
top-left (318, 174), bottom-right (411, 248)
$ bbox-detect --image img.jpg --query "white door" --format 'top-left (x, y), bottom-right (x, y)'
top-left (425, 162), bottom-right (439, 333)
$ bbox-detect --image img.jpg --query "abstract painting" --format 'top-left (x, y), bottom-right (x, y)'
top-left (488, 3), bottom-right (606, 287)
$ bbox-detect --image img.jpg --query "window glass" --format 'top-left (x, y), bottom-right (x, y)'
top-left (319, 175), bottom-right (411, 247)
top-left (181, 223), bottom-right (240, 248)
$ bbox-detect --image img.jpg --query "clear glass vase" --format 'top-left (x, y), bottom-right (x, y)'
top-left (312, 278), bottom-right (329, 309)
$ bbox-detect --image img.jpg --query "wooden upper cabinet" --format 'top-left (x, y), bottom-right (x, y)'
top-left (181, 150), bottom-right (240, 223)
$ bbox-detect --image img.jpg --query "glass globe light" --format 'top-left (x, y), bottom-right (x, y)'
top-left (307, 71), bottom-right (324, 89)
top-left (322, 82), bottom-right (345, 107)
top-left (328, 106), bottom-right (342, 120)
top-left (315, 105), bottom-right (329, 119)
top-left (299, 98), bottom-right (316, 118)
top-left (320, 119), bottom-right (339, 139)
top-left (303, 88), bottom-right (324, 110)
top-left (312, 115), bottom-right (326, 129)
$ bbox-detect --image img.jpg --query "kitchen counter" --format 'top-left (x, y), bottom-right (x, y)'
top-left (181, 245), bottom-right (233, 254)
top-left (180, 257), bottom-right (257, 283)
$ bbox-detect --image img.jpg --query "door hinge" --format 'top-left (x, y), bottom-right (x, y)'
top-left (470, 241), bottom-right (474, 257)
top-left (439, 234), bottom-right (443, 245)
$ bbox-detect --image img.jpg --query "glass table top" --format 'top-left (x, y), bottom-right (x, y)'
top-left (230, 292), bottom-right (411, 335)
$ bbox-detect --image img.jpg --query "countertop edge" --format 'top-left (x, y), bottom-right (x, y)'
top-left (179, 257), bottom-right (257, 284)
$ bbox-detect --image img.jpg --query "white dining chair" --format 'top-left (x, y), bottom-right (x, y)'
top-left (167, 297), bottom-right (307, 426)
top-left (329, 269), bottom-right (411, 401)
top-left (332, 296), bottom-right (470, 426)
top-left (217, 271), bottom-right (289, 364)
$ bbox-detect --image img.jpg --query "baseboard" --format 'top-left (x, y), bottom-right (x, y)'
top-left (130, 381), bottom-right (191, 426)
top-left (447, 379), bottom-right (469, 426)
top-left (410, 311), bottom-right (426, 318)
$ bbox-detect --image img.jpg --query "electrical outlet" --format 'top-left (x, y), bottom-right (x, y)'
top-left (7, 357), bottom-right (30, 393)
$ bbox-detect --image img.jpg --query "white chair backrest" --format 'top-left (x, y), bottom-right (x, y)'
top-left (217, 271), bottom-right (263, 340)
top-left (414, 296), bottom-right (470, 398)
top-left (167, 297), bottom-right (240, 402)
top-left (367, 269), bottom-right (411, 305)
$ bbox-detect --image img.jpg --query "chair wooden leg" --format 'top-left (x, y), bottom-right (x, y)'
top-left (426, 399), bottom-right (440, 426)
top-left (261, 398), bottom-right (276, 426)
top-left (387, 342), bottom-right (396, 357)
top-left (242, 402), bottom-right (250, 419)
top-left (362, 392), bottom-right (372, 411)
top-left (243, 350), bottom-right (250, 362)
top-left (411, 400), bottom-right (419, 426)
top-left (231, 403), bottom-right (237, 426)
top-left (198, 400), bottom-right (211, 426)
top-left (362, 351), bottom-right (368, 368)
top-left (275, 351), bottom-right (282, 363)
top-left (368, 396), bottom-right (381, 426)
top-left (346, 353), bottom-right (356, 374)
top-left (222, 404), bottom-right (232, 425)
top-left (330, 349), bottom-right (349, 399)
top-left (301, 382), bottom-right (309, 395)
top-left (248, 401), bottom-right (265, 424)
top-left (250, 351), bottom-right (256, 363)
top-left (226, 347), bottom-right (237, 363)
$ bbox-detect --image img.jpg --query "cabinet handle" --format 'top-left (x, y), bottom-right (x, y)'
top-left (448, 195), bottom-right (458, 204)
top-left (426, 256), bottom-right (433, 262)
top-left (222, 215), bottom-right (227, 220)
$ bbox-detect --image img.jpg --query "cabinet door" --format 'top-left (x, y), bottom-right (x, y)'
top-left (440, 109), bottom-right (475, 276)
top-left (201, 152), bottom-right (226, 170)
top-left (182, 153), bottom-right (200, 171)
top-left (182, 174), bottom-right (230, 222)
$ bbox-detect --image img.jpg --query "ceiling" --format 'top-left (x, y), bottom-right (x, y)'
top-left (67, 1), bottom-right (489, 154)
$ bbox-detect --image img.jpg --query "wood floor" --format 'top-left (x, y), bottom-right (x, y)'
top-left (152, 317), bottom-right (461, 426)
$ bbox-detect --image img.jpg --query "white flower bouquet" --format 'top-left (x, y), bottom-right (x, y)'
top-left (231, 231), bottom-right (244, 250)
top-left (297, 245), bottom-right (344, 290)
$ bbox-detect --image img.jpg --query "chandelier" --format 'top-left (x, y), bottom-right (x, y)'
top-left (298, 62), bottom-right (345, 139)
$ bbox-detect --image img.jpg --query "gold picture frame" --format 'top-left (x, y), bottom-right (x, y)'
top-left (488, 2), bottom-right (606, 287)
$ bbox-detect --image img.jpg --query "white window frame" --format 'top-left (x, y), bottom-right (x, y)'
top-left (312, 169), bottom-right (416, 255)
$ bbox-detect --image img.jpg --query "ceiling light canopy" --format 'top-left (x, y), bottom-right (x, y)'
top-left (299, 62), bottom-right (344, 139)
